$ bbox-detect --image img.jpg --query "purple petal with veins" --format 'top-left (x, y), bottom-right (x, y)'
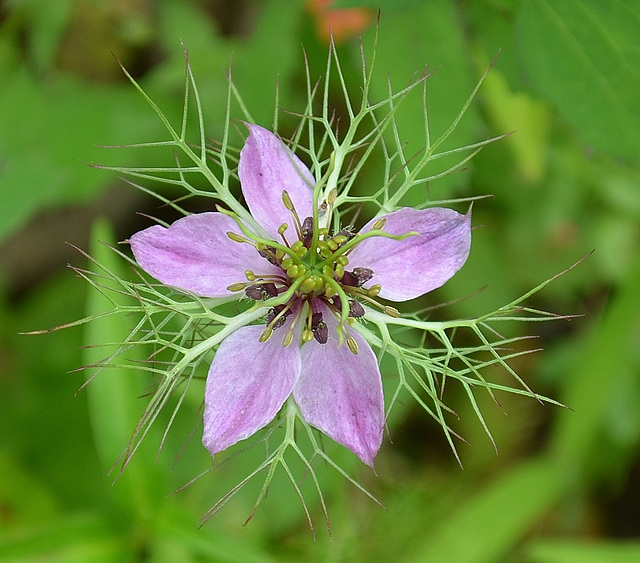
top-left (348, 207), bottom-right (472, 302)
top-left (294, 303), bottom-right (384, 467)
top-left (203, 325), bottom-right (301, 455)
top-left (239, 124), bottom-right (315, 239)
top-left (130, 212), bottom-right (281, 298)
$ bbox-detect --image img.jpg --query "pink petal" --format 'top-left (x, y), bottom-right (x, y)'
top-left (202, 325), bottom-right (301, 455)
top-left (347, 207), bottom-right (472, 302)
top-left (238, 124), bottom-right (315, 239)
top-left (293, 303), bottom-right (384, 467)
top-left (130, 212), bottom-right (281, 298)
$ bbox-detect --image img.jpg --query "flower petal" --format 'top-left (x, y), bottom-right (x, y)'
top-left (238, 124), bottom-right (315, 239)
top-left (348, 207), bottom-right (472, 302)
top-left (130, 212), bottom-right (281, 298)
top-left (294, 303), bottom-right (384, 467)
top-left (202, 325), bottom-right (301, 455)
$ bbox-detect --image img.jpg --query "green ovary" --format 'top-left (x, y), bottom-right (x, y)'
top-left (277, 230), bottom-right (351, 298)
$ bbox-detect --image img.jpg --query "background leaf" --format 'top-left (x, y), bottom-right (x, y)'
top-left (516, 0), bottom-right (640, 160)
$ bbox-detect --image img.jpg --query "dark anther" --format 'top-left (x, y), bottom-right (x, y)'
top-left (245, 285), bottom-right (264, 300)
top-left (329, 296), bottom-right (364, 319)
top-left (335, 228), bottom-right (354, 241)
top-left (301, 216), bottom-right (314, 248)
top-left (258, 246), bottom-right (279, 265)
top-left (245, 282), bottom-right (279, 301)
top-left (340, 271), bottom-right (358, 287)
top-left (266, 305), bottom-right (287, 329)
top-left (341, 267), bottom-right (374, 287)
top-left (262, 283), bottom-right (278, 298)
top-left (352, 267), bottom-right (374, 285)
top-left (348, 299), bottom-right (365, 318)
top-left (311, 312), bottom-right (328, 344)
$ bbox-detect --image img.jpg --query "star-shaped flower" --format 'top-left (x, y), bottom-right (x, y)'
top-left (129, 124), bottom-right (471, 467)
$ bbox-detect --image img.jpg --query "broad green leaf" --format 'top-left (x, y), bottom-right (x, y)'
top-left (19, 0), bottom-right (73, 74)
top-left (151, 513), bottom-right (277, 563)
top-left (0, 65), bottom-right (162, 244)
top-left (528, 539), bottom-right (640, 563)
top-left (516, 0), bottom-right (640, 161)
top-left (360, 0), bottom-right (480, 202)
top-left (153, 0), bottom-right (301, 133)
top-left (84, 219), bottom-right (165, 520)
top-left (0, 450), bottom-right (58, 526)
top-left (480, 66), bottom-right (552, 184)
top-left (550, 248), bottom-right (640, 482)
top-left (407, 458), bottom-right (566, 563)
top-left (0, 513), bottom-right (130, 562)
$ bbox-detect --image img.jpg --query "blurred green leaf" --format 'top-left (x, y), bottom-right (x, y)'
top-left (528, 539), bottom-right (640, 563)
top-left (480, 66), bottom-right (552, 184)
top-left (408, 457), bottom-right (566, 563)
top-left (84, 219), bottom-right (165, 521)
top-left (0, 65), bottom-right (162, 244)
top-left (152, 512), bottom-right (277, 563)
top-left (360, 0), bottom-right (480, 202)
top-left (21, 0), bottom-right (73, 74)
top-left (153, 0), bottom-right (302, 133)
top-left (0, 513), bottom-right (129, 563)
top-left (0, 450), bottom-right (58, 527)
top-left (551, 248), bottom-right (640, 483)
top-left (516, 0), bottom-right (640, 161)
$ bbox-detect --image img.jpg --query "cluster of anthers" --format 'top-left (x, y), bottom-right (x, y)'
top-left (225, 189), bottom-right (401, 354)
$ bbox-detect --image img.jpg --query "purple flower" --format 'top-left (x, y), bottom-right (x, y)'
top-left (129, 124), bottom-right (471, 467)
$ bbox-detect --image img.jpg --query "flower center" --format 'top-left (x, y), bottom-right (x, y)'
top-left (225, 190), bottom-right (399, 351)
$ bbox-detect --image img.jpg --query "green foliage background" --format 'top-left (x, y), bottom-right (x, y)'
top-left (1, 0), bottom-right (640, 560)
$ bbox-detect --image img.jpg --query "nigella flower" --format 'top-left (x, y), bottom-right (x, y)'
top-left (129, 124), bottom-right (471, 467)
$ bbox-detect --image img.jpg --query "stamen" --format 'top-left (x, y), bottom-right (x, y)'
top-left (278, 223), bottom-right (290, 247)
top-left (282, 328), bottom-right (294, 347)
top-left (367, 285), bottom-right (381, 297)
top-left (258, 245), bottom-right (279, 265)
top-left (227, 282), bottom-right (248, 292)
top-left (335, 228), bottom-right (354, 241)
top-left (349, 291), bottom-right (399, 317)
top-left (291, 240), bottom-right (307, 258)
top-left (265, 304), bottom-right (289, 329)
top-left (299, 274), bottom-right (320, 294)
top-left (259, 327), bottom-right (273, 342)
top-left (371, 217), bottom-right (387, 231)
top-left (311, 313), bottom-right (328, 344)
top-left (346, 335), bottom-right (358, 355)
top-left (217, 206), bottom-right (300, 264)
top-left (342, 267), bottom-right (374, 287)
top-left (318, 273), bottom-right (351, 323)
top-left (383, 305), bottom-right (401, 317)
top-left (283, 306), bottom-right (305, 347)
top-left (301, 217), bottom-right (314, 248)
top-left (323, 227), bottom-right (418, 263)
top-left (348, 299), bottom-right (365, 318)
top-left (281, 190), bottom-right (303, 240)
top-left (227, 231), bottom-right (250, 244)
top-left (245, 282), bottom-right (279, 301)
